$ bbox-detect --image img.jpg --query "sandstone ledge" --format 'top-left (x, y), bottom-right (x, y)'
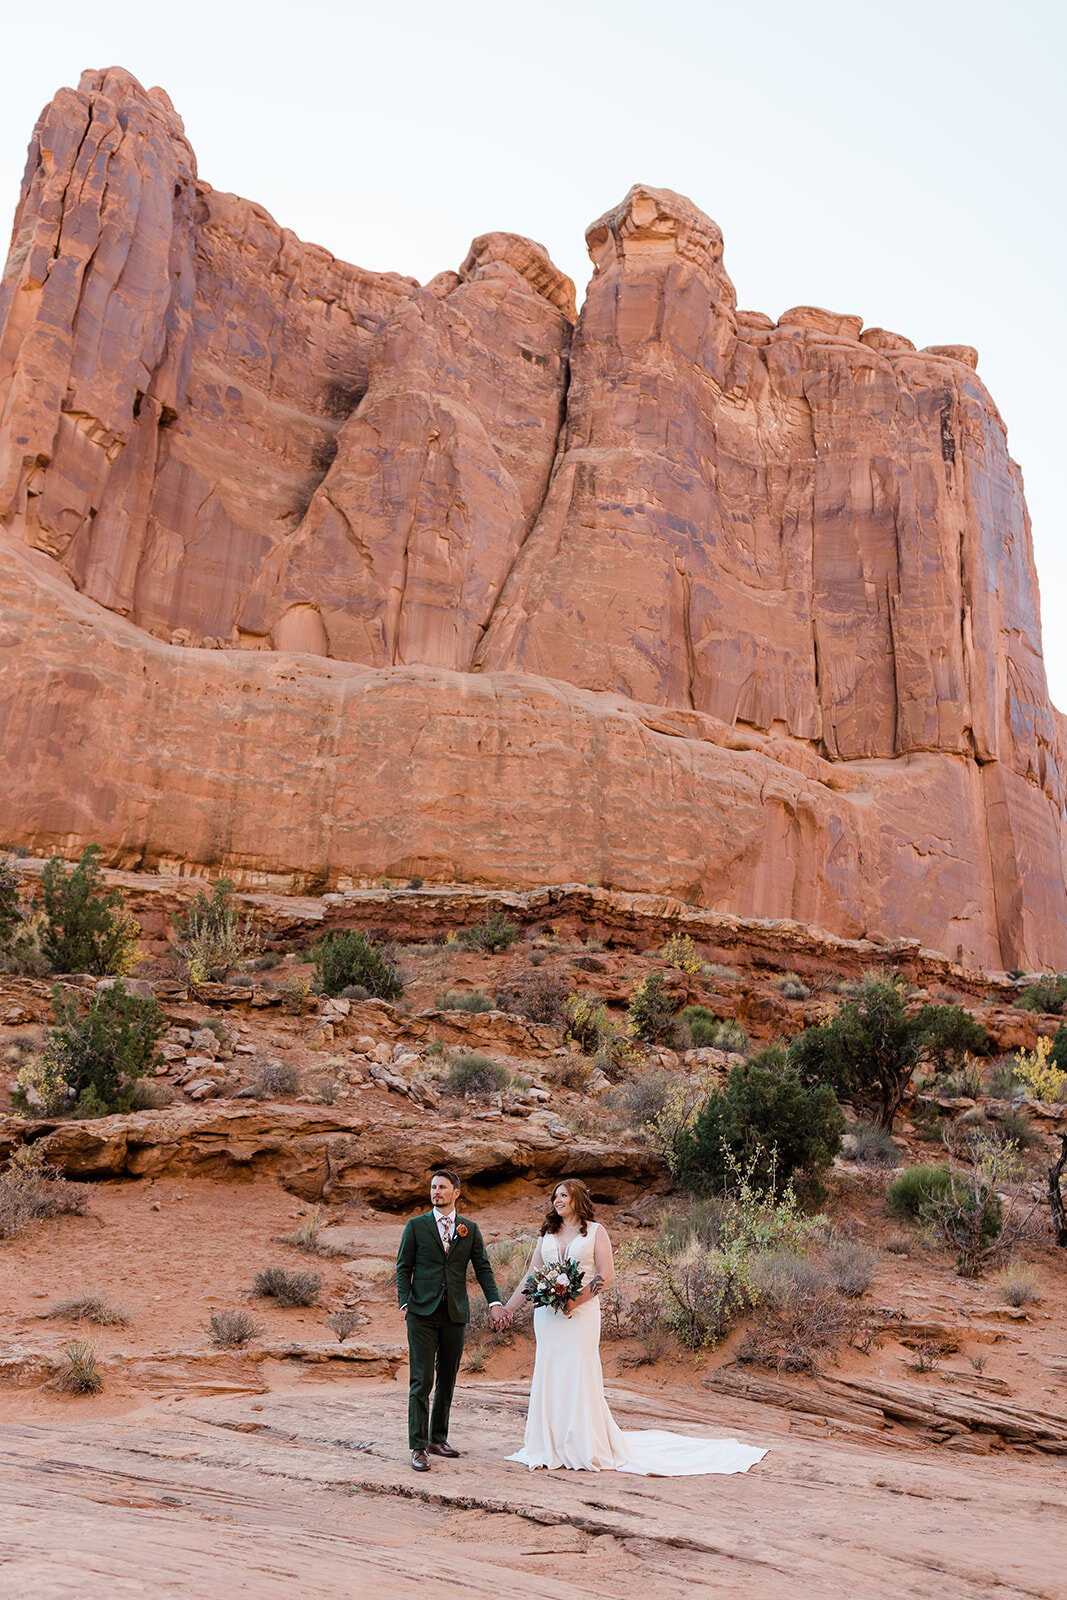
top-left (0, 1104), bottom-right (665, 1206)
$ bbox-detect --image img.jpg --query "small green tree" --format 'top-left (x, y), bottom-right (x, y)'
top-left (19, 982), bottom-right (165, 1117)
top-left (173, 878), bottom-right (257, 982)
top-left (40, 846), bottom-right (139, 976)
top-left (628, 971), bottom-right (677, 1045)
top-left (312, 931), bottom-right (403, 1000)
top-left (0, 856), bottom-right (22, 945)
top-left (789, 973), bottom-right (989, 1131)
top-left (913, 1004), bottom-right (990, 1072)
top-left (675, 1047), bottom-right (844, 1196)
top-left (1014, 973), bottom-right (1067, 1015)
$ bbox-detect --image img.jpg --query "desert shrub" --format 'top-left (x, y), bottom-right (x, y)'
top-left (207, 1309), bottom-right (264, 1348)
top-left (564, 993), bottom-right (641, 1078)
top-left (277, 973), bottom-right (313, 1014)
top-left (886, 1163), bottom-right (956, 1220)
top-left (1012, 1036), bottom-right (1067, 1103)
top-left (441, 1051), bottom-right (510, 1098)
top-left (44, 1293), bottom-right (129, 1326)
top-left (0, 1145), bottom-right (87, 1238)
top-left (987, 1058), bottom-right (1022, 1098)
top-left (278, 1205), bottom-right (345, 1257)
top-left (326, 1308), bottom-right (362, 1342)
top-left (128, 1079), bottom-right (177, 1111)
top-left (435, 988), bottom-right (495, 1013)
top-left (660, 933), bottom-right (702, 974)
top-left (55, 1341), bottom-right (103, 1395)
top-left (994, 1263), bottom-right (1043, 1307)
top-left (677, 1004), bottom-right (718, 1046)
top-left (608, 1067), bottom-right (677, 1133)
top-left (626, 1163), bottom-right (824, 1350)
top-left (1014, 973), bottom-right (1067, 1014)
top-left (493, 970), bottom-right (570, 1026)
top-left (750, 1248), bottom-right (828, 1303)
top-left (249, 1059), bottom-right (301, 1099)
top-left (629, 1068), bottom-right (718, 1172)
top-left (627, 971), bottom-right (678, 1045)
top-left (1050, 1022), bottom-right (1067, 1072)
top-left (173, 878), bottom-right (258, 983)
top-left (312, 931), bottom-right (402, 1000)
top-left (655, 1196), bottom-right (725, 1255)
top-left (920, 1136), bottom-right (1032, 1277)
top-left (675, 1048), bottom-right (844, 1197)
top-left (994, 1105), bottom-right (1038, 1149)
top-left (0, 854), bottom-right (21, 944)
top-left (15, 982), bottom-right (165, 1118)
top-left (252, 1265), bottom-right (322, 1306)
top-left (0, 916), bottom-right (52, 977)
top-left (789, 973), bottom-right (987, 1131)
top-left (251, 950), bottom-right (285, 971)
top-left (776, 973), bottom-right (812, 1001)
top-left (548, 1054), bottom-right (595, 1093)
top-left (736, 1281), bottom-right (859, 1374)
top-left (455, 913), bottom-right (519, 953)
top-left (849, 1119), bottom-right (901, 1167)
top-left (706, 1019), bottom-right (749, 1054)
top-left (822, 1239), bottom-right (877, 1298)
top-left (40, 845), bottom-right (139, 976)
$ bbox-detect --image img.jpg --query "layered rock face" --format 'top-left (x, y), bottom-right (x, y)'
top-left (1, 68), bottom-right (1064, 969)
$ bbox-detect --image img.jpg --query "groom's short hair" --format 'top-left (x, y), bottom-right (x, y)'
top-left (432, 1168), bottom-right (461, 1190)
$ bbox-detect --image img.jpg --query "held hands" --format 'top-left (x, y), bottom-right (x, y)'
top-left (489, 1304), bottom-right (512, 1331)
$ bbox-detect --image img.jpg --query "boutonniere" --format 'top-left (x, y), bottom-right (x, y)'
top-left (456, 1223), bottom-right (468, 1237)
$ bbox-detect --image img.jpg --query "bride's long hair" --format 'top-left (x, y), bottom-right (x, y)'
top-left (540, 1178), bottom-right (595, 1236)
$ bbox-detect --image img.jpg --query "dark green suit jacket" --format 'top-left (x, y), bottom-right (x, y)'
top-left (396, 1212), bottom-right (502, 1322)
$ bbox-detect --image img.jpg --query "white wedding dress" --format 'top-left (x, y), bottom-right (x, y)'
top-left (507, 1222), bottom-right (767, 1475)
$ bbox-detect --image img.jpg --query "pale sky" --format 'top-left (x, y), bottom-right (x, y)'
top-left (3, 0), bottom-right (1063, 705)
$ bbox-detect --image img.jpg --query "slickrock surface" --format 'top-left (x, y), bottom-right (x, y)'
top-left (2, 68), bottom-right (1066, 968)
top-left (1, 1381), bottom-right (1062, 1599)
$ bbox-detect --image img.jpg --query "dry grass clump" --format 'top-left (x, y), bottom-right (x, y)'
top-left (849, 1119), bottom-right (902, 1167)
top-left (277, 1205), bottom-right (346, 1258)
top-left (823, 1239), bottom-right (877, 1298)
top-left (547, 1054), bottom-right (594, 1093)
top-left (252, 1265), bottom-right (322, 1306)
top-left (249, 1059), bottom-right (301, 1099)
top-left (325, 1308), bottom-right (362, 1343)
top-left (493, 969), bottom-right (570, 1026)
top-left (435, 987), bottom-right (495, 1013)
top-left (54, 1341), bottom-right (103, 1395)
top-left (994, 1263), bottom-right (1043, 1307)
top-left (207, 1308), bottom-right (264, 1348)
top-left (0, 1145), bottom-right (88, 1239)
top-left (736, 1277), bottom-right (862, 1375)
top-left (43, 1294), bottom-right (129, 1326)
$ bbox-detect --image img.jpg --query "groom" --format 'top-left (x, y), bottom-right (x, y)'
top-left (396, 1168), bottom-right (510, 1472)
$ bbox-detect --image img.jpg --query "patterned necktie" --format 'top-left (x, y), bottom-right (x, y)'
top-left (439, 1216), bottom-right (451, 1254)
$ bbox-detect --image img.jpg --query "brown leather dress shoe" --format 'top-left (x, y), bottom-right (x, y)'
top-left (427, 1441), bottom-right (460, 1458)
top-left (411, 1449), bottom-right (431, 1471)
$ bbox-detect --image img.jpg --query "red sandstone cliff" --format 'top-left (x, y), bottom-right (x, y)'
top-left (1, 68), bottom-right (1064, 970)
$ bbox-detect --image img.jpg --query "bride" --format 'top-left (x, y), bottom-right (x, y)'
top-left (504, 1178), bottom-right (767, 1476)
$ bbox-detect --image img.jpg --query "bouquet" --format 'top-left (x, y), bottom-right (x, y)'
top-left (522, 1258), bottom-right (584, 1313)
